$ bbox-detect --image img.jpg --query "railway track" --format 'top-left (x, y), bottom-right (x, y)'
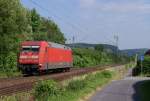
top-left (0, 64), bottom-right (122, 96)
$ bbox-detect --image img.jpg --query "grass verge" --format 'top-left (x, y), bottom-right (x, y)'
top-left (0, 92), bottom-right (32, 101)
top-left (0, 71), bottom-right (22, 78)
top-left (0, 70), bottom-right (115, 101)
top-left (34, 70), bottom-right (115, 101)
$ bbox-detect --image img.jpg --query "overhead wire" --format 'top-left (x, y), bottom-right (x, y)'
top-left (36, 0), bottom-right (90, 42)
top-left (49, 0), bottom-right (116, 44)
top-left (30, 0), bottom-right (88, 38)
top-left (29, 0), bottom-right (115, 45)
top-left (50, 0), bottom-right (116, 44)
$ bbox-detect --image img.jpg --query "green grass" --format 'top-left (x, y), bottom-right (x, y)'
top-left (0, 71), bottom-right (21, 78)
top-left (35, 70), bottom-right (115, 101)
top-left (139, 80), bottom-right (150, 101)
top-left (0, 92), bottom-right (32, 101)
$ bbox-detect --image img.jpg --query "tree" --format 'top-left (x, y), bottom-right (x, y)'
top-left (0, 0), bottom-right (29, 36)
top-left (31, 9), bottom-right (41, 33)
top-left (95, 45), bottom-right (104, 52)
top-left (34, 17), bottom-right (66, 44)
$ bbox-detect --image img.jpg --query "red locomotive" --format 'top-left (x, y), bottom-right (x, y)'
top-left (18, 41), bottom-right (73, 75)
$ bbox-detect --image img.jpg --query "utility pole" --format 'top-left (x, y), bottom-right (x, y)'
top-left (114, 35), bottom-right (119, 55)
top-left (67, 38), bottom-right (71, 44)
top-left (135, 54), bottom-right (138, 66)
top-left (140, 55), bottom-right (144, 76)
top-left (72, 36), bottom-right (75, 44)
top-left (113, 35), bottom-right (119, 63)
top-left (141, 59), bottom-right (143, 76)
top-left (72, 36), bottom-right (75, 48)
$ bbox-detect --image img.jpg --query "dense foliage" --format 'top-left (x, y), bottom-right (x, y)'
top-left (73, 48), bottom-right (130, 67)
top-left (142, 56), bottom-right (150, 76)
top-left (134, 56), bottom-right (150, 76)
top-left (34, 80), bottom-right (60, 99)
top-left (0, 0), bottom-right (66, 76)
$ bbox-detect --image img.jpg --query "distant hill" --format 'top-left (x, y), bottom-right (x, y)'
top-left (121, 49), bottom-right (148, 57)
top-left (67, 43), bottom-right (149, 57)
top-left (66, 43), bottom-right (118, 53)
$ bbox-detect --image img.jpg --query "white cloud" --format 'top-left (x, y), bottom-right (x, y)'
top-left (79, 0), bottom-right (150, 13)
top-left (79, 0), bottom-right (96, 8)
top-left (100, 3), bottom-right (150, 13)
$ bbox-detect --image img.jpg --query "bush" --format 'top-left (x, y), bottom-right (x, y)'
top-left (142, 56), bottom-right (150, 76)
top-left (73, 48), bottom-right (130, 68)
top-left (67, 79), bottom-right (87, 91)
top-left (34, 80), bottom-right (60, 98)
top-left (0, 52), bottom-right (19, 77)
top-left (73, 48), bottom-right (102, 67)
top-left (100, 71), bottom-right (112, 78)
top-left (135, 56), bottom-right (150, 76)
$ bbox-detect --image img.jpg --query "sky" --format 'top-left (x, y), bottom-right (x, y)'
top-left (21, 0), bottom-right (150, 49)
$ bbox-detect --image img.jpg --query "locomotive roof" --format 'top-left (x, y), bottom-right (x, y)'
top-left (21, 41), bottom-right (71, 50)
top-left (21, 41), bottom-right (41, 46)
top-left (48, 42), bottom-right (71, 50)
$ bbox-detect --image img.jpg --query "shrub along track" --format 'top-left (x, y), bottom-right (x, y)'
top-left (0, 64), bottom-right (122, 96)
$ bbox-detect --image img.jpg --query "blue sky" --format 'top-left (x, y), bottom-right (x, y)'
top-left (21, 0), bottom-right (150, 49)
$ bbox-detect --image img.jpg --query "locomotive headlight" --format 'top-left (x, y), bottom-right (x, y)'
top-left (31, 56), bottom-right (39, 59)
top-left (39, 64), bottom-right (42, 66)
top-left (20, 56), bottom-right (27, 59)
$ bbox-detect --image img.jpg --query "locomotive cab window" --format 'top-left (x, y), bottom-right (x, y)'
top-left (22, 46), bottom-right (40, 52)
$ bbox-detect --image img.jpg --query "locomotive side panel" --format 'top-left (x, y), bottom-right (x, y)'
top-left (46, 47), bottom-right (73, 69)
top-left (38, 42), bottom-right (48, 71)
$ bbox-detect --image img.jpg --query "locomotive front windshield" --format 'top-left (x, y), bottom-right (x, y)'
top-left (22, 46), bottom-right (40, 52)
